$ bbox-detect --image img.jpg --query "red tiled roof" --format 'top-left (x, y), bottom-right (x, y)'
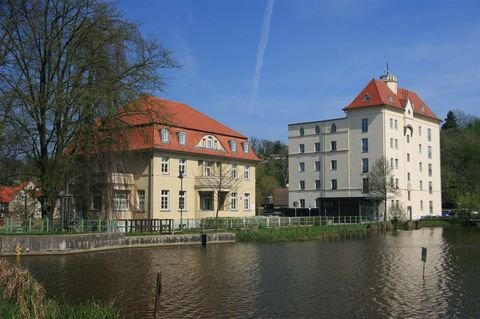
top-left (343, 78), bottom-right (439, 121)
top-left (0, 183), bottom-right (27, 203)
top-left (114, 97), bottom-right (260, 162)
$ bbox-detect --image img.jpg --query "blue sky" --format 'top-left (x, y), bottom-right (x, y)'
top-left (119, 0), bottom-right (480, 142)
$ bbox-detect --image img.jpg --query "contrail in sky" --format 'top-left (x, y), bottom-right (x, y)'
top-left (248, 0), bottom-right (274, 115)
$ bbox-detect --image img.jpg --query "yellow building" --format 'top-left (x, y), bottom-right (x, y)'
top-left (90, 97), bottom-right (260, 222)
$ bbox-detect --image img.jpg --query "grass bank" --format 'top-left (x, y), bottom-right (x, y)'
top-left (0, 259), bottom-right (119, 319)
top-left (234, 224), bottom-right (368, 242)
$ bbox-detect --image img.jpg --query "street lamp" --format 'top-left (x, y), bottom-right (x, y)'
top-left (178, 172), bottom-right (184, 230)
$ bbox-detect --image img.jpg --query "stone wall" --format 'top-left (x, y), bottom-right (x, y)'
top-left (0, 232), bottom-right (235, 256)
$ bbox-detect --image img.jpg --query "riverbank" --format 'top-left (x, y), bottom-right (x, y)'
top-left (0, 259), bottom-right (119, 319)
top-left (235, 224), bottom-right (369, 242)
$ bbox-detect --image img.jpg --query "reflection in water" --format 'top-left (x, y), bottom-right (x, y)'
top-left (5, 228), bottom-right (480, 318)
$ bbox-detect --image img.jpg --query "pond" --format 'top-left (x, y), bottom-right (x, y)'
top-left (6, 227), bottom-right (480, 318)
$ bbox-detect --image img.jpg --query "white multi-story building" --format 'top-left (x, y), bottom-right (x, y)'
top-left (288, 73), bottom-right (441, 220)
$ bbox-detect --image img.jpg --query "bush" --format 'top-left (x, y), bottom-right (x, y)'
top-left (0, 259), bottom-right (119, 319)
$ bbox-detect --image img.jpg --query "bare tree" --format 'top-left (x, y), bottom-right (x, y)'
top-left (198, 160), bottom-right (242, 231)
top-left (367, 157), bottom-right (399, 221)
top-left (0, 0), bottom-right (178, 218)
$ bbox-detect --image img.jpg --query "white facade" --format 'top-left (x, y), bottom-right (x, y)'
top-left (288, 75), bottom-right (442, 220)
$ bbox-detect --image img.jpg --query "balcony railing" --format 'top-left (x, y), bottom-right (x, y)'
top-left (194, 176), bottom-right (234, 190)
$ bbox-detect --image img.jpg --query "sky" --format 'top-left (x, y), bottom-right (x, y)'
top-left (118, 0), bottom-right (480, 142)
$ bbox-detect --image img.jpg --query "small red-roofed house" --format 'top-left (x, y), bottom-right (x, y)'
top-left (288, 72), bottom-right (442, 220)
top-left (87, 97), bottom-right (260, 223)
top-left (0, 182), bottom-right (42, 221)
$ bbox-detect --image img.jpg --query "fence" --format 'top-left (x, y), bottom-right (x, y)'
top-left (0, 216), bottom-right (372, 235)
top-left (0, 218), bottom-right (118, 234)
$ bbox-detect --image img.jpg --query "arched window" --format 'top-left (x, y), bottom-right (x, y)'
top-left (315, 125), bottom-right (320, 134)
top-left (161, 128), bottom-right (169, 143)
top-left (331, 123), bottom-right (336, 133)
top-left (299, 127), bottom-right (304, 136)
top-left (206, 136), bottom-right (213, 149)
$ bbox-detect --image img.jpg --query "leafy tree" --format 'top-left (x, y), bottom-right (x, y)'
top-left (367, 157), bottom-right (400, 221)
top-left (0, 0), bottom-right (178, 217)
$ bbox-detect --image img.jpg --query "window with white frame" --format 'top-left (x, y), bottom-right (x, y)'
top-left (231, 164), bottom-right (237, 178)
top-left (420, 180), bottom-right (423, 190)
top-left (315, 161), bottom-right (321, 171)
top-left (200, 192), bottom-right (213, 211)
top-left (113, 190), bottom-right (130, 211)
top-left (178, 190), bottom-right (186, 210)
top-left (178, 132), bottom-right (186, 145)
top-left (428, 146), bottom-right (432, 159)
top-left (137, 190), bottom-right (145, 210)
top-left (299, 162), bottom-right (305, 172)
top-left (331, 141), bottom-right (337, 151)
top-left (390, 158), bottom-right (394, 168)
top-left (390, 118), bottom-right (393, 129)
top-left (314, 142), bottom-right (320, 152)
top-left (243, 142), bottom-right (249, 153)
top-left (331, 179), bottom-right (337, 190)
top-left (420, 200), bottom-right (424, 210)
top-left (395, 178), bottom-right (399, 189)
top-left (428, 163), bottom-right (432, 177)
top-left (395, 159), bottom-right (399, 169)
top-left (394, 119), bottom-right (398, 130)
top-left (161, 157), bottom-right (169, 174)
top-left (390, 138), bottom-right (394, 149)
top-left (331, 123), bottom-right (336, 133)
top-left (361, 118), bottom-right (368, 133)
top-left (299, 127), bottom-right (305, 136)
top-left (428, 128), bottom-right (432, 141)
top-left (204, 161), bottom-right (213, 176)
top-left (419, 144), bottom-right (422, 154)
top-left (407, 153), bottom-right (410, 162)
top-left (243, 193), bottom-right (250, 210)
top-left (407, 135), bottom-right (410, 143)
top-left (230, 140), bottom-right (237, 152)
top-left (299, 144), bottom-right (305, 153)
top-left (361, 138), bottom-right (368, 153)
top-left (206, 136), bottom-right (213, 149)
top-left (419, 162), bottom-right (423, 172)
top-left (395, 139), bottom-right (398, 149)
top-left (299, 180), bottom-right (305, 190)
top-left (315, 180), bottom-right (321, 190)
top-left (362, 158), bottom-right (369, 173)
top-left (429, 201), bottom-right (433, 214)
top-left (230, 192), bottom-right (237, 210)
top-left (331, 160), bottom-right (337, 170)
top-left (161, 190), bottom-right (169, 210)
top-left (429, 181), bottom-right (433, 194)
top-left (179, 159), bottom-right (186, 176)
top-left (161, 128), bottom-right (169, 143)
top-left (315, 125), bottom-right (320, 134)
top-left (419, 126), bottom-right (422, 136)
top-left (244, 166), bottom-right (250, 179)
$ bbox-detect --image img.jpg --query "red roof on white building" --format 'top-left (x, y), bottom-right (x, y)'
top-left (343, 78), bottom-right (439, 121)
top-left (115, 96), bottom-right (260, 162)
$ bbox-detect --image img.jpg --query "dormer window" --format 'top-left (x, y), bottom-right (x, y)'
top-left (299, 127), bottom-right (304, 136)
top-left (206, 136), bottom-right (213, 149)
top-left (178, 132), bottom-right (186, 145)
top-left (331, 123), bottom-right (336, 133)
top-left (161, 128), bottom-right (169, 143)
top-left (387, 95), bottom-right (393, 102)
top-left (362, 94), bottom-right (371, 102)
top-left (420, 105), bottom-right (425, 112)
top-left (243, 142), bottom-right (249, 153)
top-left (230, 140), bottom-right (237, 152)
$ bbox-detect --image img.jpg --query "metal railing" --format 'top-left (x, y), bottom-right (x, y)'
top-left (0, 216), bottom-right (372, 235)
top-left (0, 218), bottom-right (118, 234)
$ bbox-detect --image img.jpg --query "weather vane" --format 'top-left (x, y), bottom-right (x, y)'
top-left (384, 62), bottom-right (390, 76)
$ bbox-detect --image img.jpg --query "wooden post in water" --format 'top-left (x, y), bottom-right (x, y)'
top-left (154, 273), bottom-right (162, 319)
top-left (421, 247), bottom-right (427, 279)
